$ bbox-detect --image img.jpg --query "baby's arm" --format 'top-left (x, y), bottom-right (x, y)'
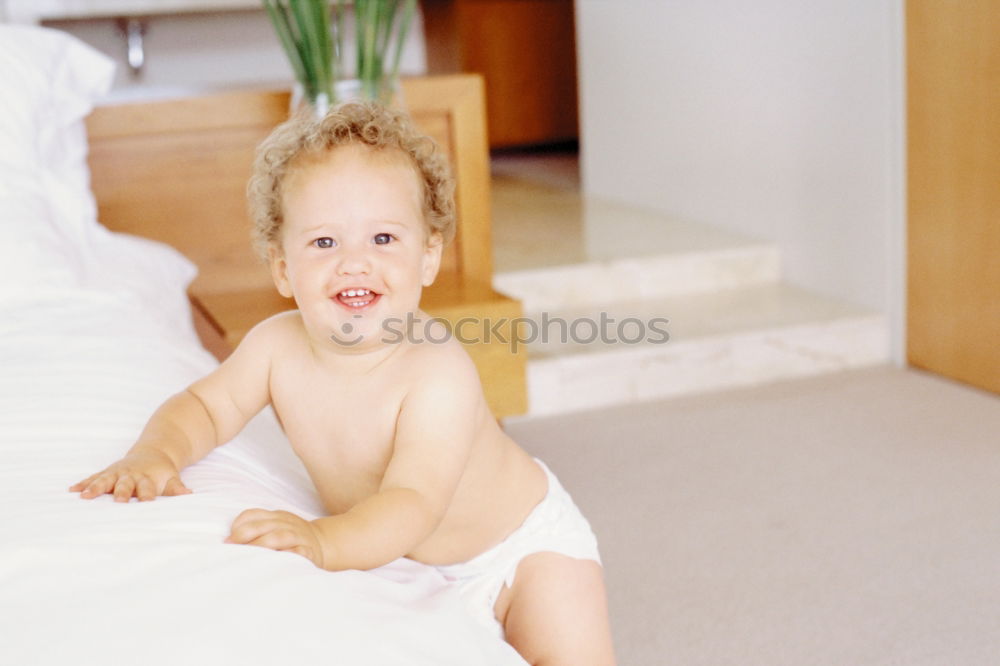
top-left (70, 318), bottom-right (278, 501)
top-left (227, 346), bottom-right (482, 570)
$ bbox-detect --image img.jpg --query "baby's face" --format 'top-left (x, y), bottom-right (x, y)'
top-left (270, 143), bottom-right (442, 350)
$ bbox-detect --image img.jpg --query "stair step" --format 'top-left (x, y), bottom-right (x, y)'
top-left (513, 284), bottom-right (889, 418)
top-left (492, 181), bottom-right (780, 311)
top-left (488, 165), bottom-right (889, 418)
top-left (495, 244), bottom-right (780, 313)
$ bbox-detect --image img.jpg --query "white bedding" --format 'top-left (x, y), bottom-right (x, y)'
top-left (0, 289), bottom-right (526, 665)
top-left (0, 22), bottom-right (526, 666)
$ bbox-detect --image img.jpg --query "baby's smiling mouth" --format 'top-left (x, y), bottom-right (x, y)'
top-left (335, 288), bottom-right (380, 309)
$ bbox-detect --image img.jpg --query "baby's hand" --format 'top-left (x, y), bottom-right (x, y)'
top-left (225, 509), bottom-right (325, 569)
top-left (69, 449), bottom-right (191, 502)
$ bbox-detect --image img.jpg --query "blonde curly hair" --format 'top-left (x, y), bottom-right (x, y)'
top-left (248, 101), bottom-right (456, 259)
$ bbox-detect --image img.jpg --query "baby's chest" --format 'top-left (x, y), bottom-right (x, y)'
top-left (271, 375), bottom-right (403, 488)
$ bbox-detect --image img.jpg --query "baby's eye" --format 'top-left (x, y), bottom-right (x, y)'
top-left (313, 237), bottom-right (336, 249)
top-left (373, 233), bottom-right (395, 245)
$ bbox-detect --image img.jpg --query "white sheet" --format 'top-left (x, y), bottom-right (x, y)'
top-left (0, 290), bottom-right (526, 665)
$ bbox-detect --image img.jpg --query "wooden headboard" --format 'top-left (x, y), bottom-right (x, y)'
top-left (85, 74), bottom-right (527, 418)
top-left (86, 74), bottom-right (493, 294)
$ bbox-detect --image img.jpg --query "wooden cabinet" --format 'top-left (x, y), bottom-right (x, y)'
top-left (423, 0), bottom-right (579, 149)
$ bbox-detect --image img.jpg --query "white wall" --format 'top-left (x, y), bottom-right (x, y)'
top-left (38, 8), bottom-right (426, 99)
top-left (575, 0), bottom-right (905, 360)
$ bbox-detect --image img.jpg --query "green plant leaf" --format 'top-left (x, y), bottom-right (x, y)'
top-left (312, 0), bottom-right (333, 100)
top-left (333, 0), bottom-right (346, 84)
top-left (290, 0), bottom-right (320, 98)
top-left (266, 0), bottom-right (416, 106)
top-left (388, 0), bottom-right (415, 90)
top-left (263, 0), bottom-right (309, 89)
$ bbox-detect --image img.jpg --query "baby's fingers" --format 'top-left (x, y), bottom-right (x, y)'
top-left (77, 473), bottom-right (116, 499)
top-left (162, 477), bottom-right (192, 497)
top-left (238, 528), bottom-right (301, 552)
top-left (229, 508), bottom-right (275, 531)
top-left (69, 474), bottom-right (98, 493)
top-left (225, 511), bottom-right (280, 544)
top-left (136, 476), bottom-right (157, 501)
top-left (113, 476), bottom-right (136, 502)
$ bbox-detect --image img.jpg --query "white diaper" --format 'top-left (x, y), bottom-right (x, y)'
top-left (433, 458), bottom-right (602, 637)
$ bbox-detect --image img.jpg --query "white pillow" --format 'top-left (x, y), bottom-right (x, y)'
top-left (83, 227), bottom-right (203, 348)
top-left (0, 212), bottom-right (200, 348)
top-left (0, 24), bottom-right (116, 288)
top-left (0, 24), bottom-right (115, 190)
top-left (0, 25), bottom-right (201, 345)
top-left (0, 193), bottom-right (87, 292)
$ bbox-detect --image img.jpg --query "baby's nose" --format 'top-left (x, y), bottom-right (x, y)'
top-left (336, 247), bottom-right (372, 275)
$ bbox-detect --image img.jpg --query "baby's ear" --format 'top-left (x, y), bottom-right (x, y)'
top-left (421, 231), bottom-right (444, 287)
top-left (268, 244), bottom-right (294, 298)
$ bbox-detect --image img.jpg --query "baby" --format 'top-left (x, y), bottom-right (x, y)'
top-left (70, 102), bottom-right (615, 665)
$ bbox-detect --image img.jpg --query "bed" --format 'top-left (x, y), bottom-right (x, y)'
top-left (0, 24), bottom-right (527, 665)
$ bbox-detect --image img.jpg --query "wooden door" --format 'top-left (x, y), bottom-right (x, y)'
top-left (907, 0), bottom-right (1000, 394)
top-left (423, 0), bottom-right (579, 148)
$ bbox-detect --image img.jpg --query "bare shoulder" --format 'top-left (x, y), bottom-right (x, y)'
top-left (184, 312), bottom-right (305, 437)
top-left (388, 320), bottom-right (486, 428)
top-left (401, 319), bottom-right (482, 392)
top-left (244, 310), bottom-right (304, 344)
top-left (211, 310), bottom-right (305, 378)
top-left (229, 310), bottom-right (308, 357)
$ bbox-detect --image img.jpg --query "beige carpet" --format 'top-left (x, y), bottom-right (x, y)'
top-left (503, 365), bottom-right (1000, 666)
